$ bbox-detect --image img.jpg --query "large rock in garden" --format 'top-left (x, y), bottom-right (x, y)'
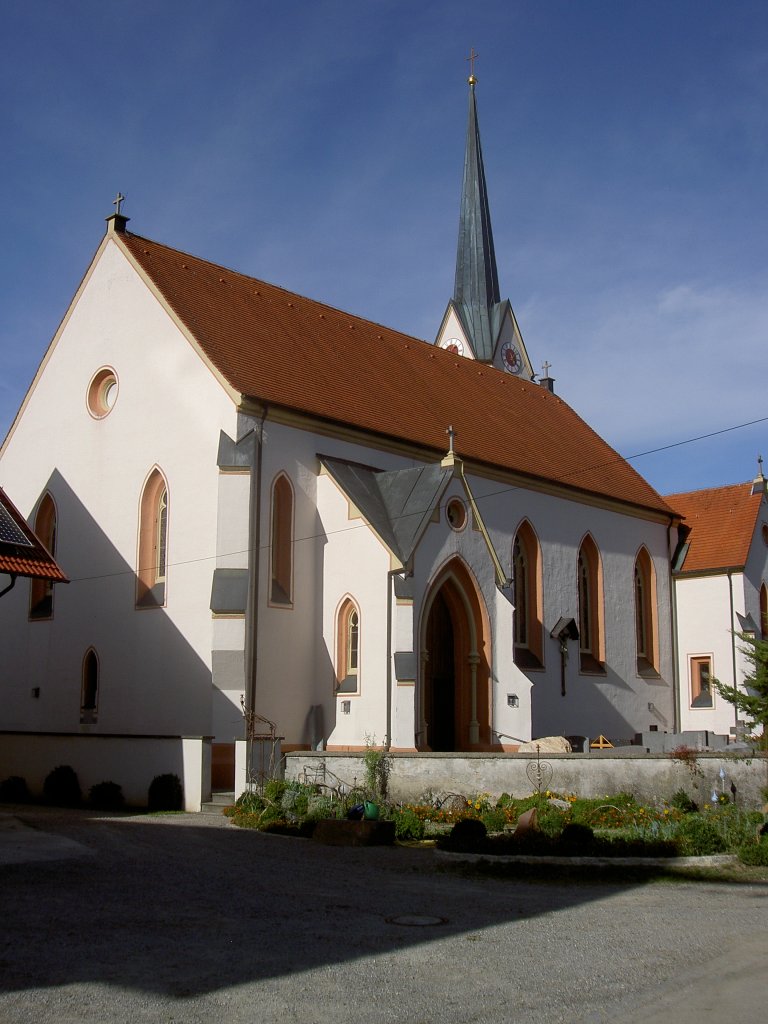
top-left (517, 736), bottom-right (572, 753)
top-left (514, 808), bottom-right (539, 835)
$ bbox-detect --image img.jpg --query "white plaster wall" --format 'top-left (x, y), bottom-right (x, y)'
top-left (316, 471), bottom-right (391, 748)
top-left (0, 238), bottom-right (237, 738)
top-left (211, 471), bottom-right (252, 740)
top-left (215, 472), bottom-right (250, 568)
top-left (0, 734), bottom-right (211, 810)
top-left (470, 473), bottom-right (676, 743)
top-left (743, 501), bottom-right (768, 627)
top-left (676, 573), bottom-right (744, 736)
top-left (238, 414), bottom-right (675, 751)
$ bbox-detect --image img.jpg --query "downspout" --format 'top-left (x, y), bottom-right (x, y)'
top-left (0, 573), bottom-right (17, 599)
top-left (668, 521), bottom-right (681, 734)
top-left (245, 406), bottom-right (268, 725)
top-left (727, 570), bottom-right (739, 733)
top-left (385, 566), bottom-right (409, 752)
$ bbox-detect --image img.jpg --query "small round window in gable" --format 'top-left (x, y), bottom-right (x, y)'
top-left (446, 498), bottom-right (467, 531)
top-left (87, 368), bottom-right (119, 418)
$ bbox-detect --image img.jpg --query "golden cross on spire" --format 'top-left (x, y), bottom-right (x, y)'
top-left (466, 47), bottom-right (479, 84)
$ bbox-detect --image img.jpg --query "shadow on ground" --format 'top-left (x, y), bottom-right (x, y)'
top-left (0, 807), bottom-right (660, 999)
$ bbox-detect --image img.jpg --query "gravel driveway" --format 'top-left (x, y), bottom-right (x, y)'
top-left (1, 807), bottom-right (766, 1024)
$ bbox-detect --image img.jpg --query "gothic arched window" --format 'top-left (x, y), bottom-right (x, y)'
top-left (336, 598), bottom-right (360, 694)
top-left (81, 648), bottom-right (99, 723)
top-left (137, 469), bottom-right (168, 607)
top-left (29, 493), bottom-right (57, 620)
top-left (578, 535), bottom-right (604, 672)
top-left (634, 547), bottom-right (658, 675)
top-left (270, 474), bottom-right (294, 606)
top-left (512, 521), bottom-right (543, 668)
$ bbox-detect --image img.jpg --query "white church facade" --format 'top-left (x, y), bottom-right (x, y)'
top-left (0, 77), bottom-right (760, 805)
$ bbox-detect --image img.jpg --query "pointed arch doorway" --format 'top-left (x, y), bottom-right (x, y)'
top-left (420, 559), bottom-right (492, 752)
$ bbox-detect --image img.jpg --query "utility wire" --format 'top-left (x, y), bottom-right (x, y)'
top-left (60, 412), bottom-right (768, 585)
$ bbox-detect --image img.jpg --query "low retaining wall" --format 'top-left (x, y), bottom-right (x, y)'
top-left (0, 733), bottom-right (212, 812)
top-left (284, 750), bottom-right (768, 810)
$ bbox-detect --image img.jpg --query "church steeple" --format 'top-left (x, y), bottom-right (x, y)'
top-left (435, 58), bottom-right (535, 381)
top-left (453, 67), bottom-right (500, 362)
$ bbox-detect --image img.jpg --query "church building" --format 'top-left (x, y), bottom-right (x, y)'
top-left (0, 75), bottom-right (688, 803)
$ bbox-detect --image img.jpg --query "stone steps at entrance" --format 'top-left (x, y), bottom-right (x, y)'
top-left (200, 791), bottom-right (234, 814)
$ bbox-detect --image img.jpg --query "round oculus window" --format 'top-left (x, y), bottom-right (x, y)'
top-left (446, 498), bottom-right (467, 531)
top-left (87, 368), bottom-right (118, 418)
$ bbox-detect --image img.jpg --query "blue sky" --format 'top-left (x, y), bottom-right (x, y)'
top-left (2, 0), bottom-right (767, 496)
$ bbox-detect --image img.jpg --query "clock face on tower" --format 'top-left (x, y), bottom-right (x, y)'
top-left (440, 337), bottom-right (465, 356)
top-left (500, 340), bottom-right (524, 375)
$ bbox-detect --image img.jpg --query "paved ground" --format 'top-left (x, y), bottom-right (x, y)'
top-left (0, 807), bottom-right (767, 1024)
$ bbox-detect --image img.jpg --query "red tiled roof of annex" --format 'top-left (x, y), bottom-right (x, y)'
top-left (666, 481), bottom-right (765, 573)
top-left (0, 487), bottom-right (68, 582)
top-left (120, 232), bottom-right (673, 517)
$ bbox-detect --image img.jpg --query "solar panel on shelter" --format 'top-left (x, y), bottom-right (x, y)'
top-left (0, 503), bottom-right (33, 547)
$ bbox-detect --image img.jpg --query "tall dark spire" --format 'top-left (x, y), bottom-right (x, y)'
top-left (453, 72), bottom-right (500, 362)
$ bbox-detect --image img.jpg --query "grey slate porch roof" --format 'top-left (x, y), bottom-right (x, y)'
top-left (319, 456), bottom-right (453, 565)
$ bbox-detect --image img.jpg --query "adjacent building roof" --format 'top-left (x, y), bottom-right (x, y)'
top-left (667, 481), bottom-right (765, 573)
top-left (0, 487), bottom-right (68, 582)
top-left (118, 229), bottom-right (672, 518)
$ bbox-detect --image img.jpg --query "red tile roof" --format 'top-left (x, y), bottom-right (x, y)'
top-left (0, 488), bottom-right (68, 582)
top-left (666, 482), bottom-right (764, 573)
top-left (120, 232), bottom-right (673, 517)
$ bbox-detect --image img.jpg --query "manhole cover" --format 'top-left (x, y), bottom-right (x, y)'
top-left (385, 914), bottom-right (447, 928)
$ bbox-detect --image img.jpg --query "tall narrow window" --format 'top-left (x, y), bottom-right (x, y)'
top-left (513, 521), bottom-right (543, 668)
top-left (270, 473), bottom-right (293, 606)
top-left (578, 535), bottom-right (604, 672)
top-left (29, 493), bottom-right (57, 620)
top-left (690, 656), bottom-right (714, 708)
top-left (336, 598), bottom-right (360, 694)
top-left (634, 547), bottom-right (658, 675)
top-left (761, 584), bottom-right (768, 641)
top-left (81, 648), bottom-right (99, 723)
top-left (137, 469), bottom-right (169, 607)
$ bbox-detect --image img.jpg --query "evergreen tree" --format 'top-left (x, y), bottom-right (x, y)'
top-left (714, 632), bottom-right (768, 739)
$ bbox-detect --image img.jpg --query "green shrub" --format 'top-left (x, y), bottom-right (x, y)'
top-left (43, 765), bottom-right (81, 806)
top-left (235, 791), bottom-right (265, 814)
top-left (304, 794), bottom-right (334, 820)
top-left (393, 807), bottom-right (426, 841)
top-left (481, 808), bottom-right (508, 833)
top-left (537, 805), bottom-right (568, 838)
top-left (88, 781), bottom-right (125, 810)
top-left (559, 822), bottom-right (596, 853)
top-left (669, 789), bottom-right (698, 813)
top-left (147, 773), bottom-right (183, 811)
top-left (0, 776), bottom-right (30, 803)
top-left (231, 811), bottom-right (264, 829)
top-left (737, 837), bottom-right (768, 866)
top-left (674, 814), bottom-right (727, 856)
top-left (439, 817), bottom-right (487, 852)
top-left (257, 804), bottom-right (287, 828)
top-left (263, 779), bottom-right (287, 803)
top-left (707, 806), bottom-right (763, 850)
